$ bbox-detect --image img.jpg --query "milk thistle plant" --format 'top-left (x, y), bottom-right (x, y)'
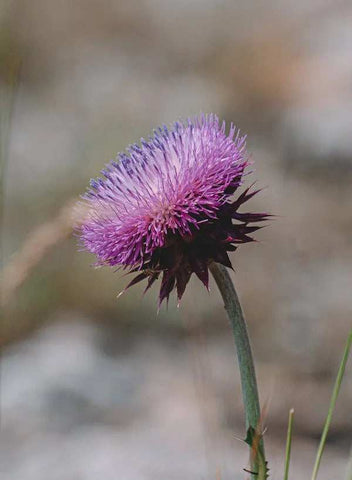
top-left (79, 114), bottom-right (270, 476)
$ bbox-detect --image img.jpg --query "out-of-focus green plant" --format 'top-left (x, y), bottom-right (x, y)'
top-left (280, 330), bottom-right (351, 480)
top-left (310, 329), bottom-right (352, 480)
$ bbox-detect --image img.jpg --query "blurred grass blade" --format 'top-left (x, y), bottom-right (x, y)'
top-left (311, 329), bottom-right (352, 480)
top-left (345, 445), bottom-right (352, 480)
top-left (0, 56), bottom-right (21, 184)
top-left (283, 408), bottom-right (294, 480)
top-left (0, 54), bottom-right (21, 269)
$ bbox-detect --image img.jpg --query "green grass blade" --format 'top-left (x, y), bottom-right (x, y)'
top-left (345, 445), bottom-right (352, 480)
top-left (311, 329), bottom-right (352, 480)
top-left (283, 408), bottom-right (294, 480)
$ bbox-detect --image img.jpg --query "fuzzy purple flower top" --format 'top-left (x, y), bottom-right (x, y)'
top-left (80, 114), bottom-right (268, 305)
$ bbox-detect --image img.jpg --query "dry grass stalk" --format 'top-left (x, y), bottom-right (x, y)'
top-left (1, 199), bottom-right (88, 306)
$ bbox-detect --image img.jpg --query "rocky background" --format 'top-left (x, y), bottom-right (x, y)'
top-left (1, 1), bottom-right (352, 479)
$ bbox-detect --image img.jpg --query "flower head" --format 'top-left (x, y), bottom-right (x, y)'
top-left (80, 114), bottom-right (268, 305)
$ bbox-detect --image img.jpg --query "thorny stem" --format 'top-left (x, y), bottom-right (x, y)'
top-left (209, 262), bottom-right (265, 477)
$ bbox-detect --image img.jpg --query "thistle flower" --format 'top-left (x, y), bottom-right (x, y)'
top-left (80, 114), bottom-right (268, 305)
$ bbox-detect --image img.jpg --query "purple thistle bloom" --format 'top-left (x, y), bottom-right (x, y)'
top-left (80, 114), bottom-right (268, 305)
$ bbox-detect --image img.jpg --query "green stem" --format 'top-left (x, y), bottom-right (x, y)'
top-left (284, 408), bottom-right (295, 480)
top-left (209, 262), bottom-right (265, 477)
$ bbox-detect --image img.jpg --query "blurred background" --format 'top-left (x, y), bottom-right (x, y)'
top-left (1, 0), bottom-right (352, 478)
